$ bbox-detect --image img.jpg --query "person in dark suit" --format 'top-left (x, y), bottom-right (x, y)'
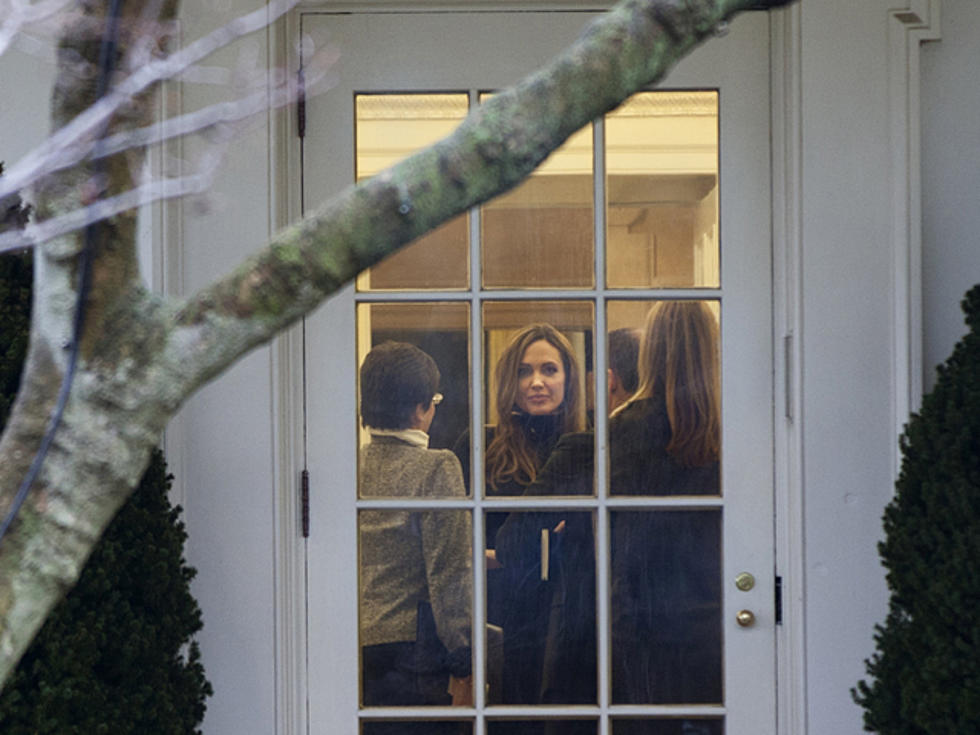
top-left (453, 324), bottom-right (587, 722)
top-left (609, 301), bottom-right (723, 722)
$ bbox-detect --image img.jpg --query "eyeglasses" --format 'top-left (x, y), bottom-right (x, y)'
top-left (432, 393), bottom-right (444, 406)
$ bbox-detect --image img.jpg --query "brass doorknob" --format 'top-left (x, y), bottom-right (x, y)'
top-left (736, 609), bottom-right (756, 627)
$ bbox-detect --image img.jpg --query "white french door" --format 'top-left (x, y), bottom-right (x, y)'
top-left (300, 9), bottom-right (774, 735)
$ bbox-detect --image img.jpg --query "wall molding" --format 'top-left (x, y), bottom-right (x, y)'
top-left (155, 22), bottom-right (188, 514)
top-left (769, 3), bottom-right (941, 734)
top-left (888, 0), bottom-right (941, 475)
top-left (270, 8), bottom-right (309, 735)
top-left (770, 5), bottom-right (807, 735)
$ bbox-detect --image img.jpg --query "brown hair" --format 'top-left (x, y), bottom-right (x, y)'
top-left (630, 301), bottom-right (721, 467)
top-left (486, 324), bottom-right (585, 489)
top-left (359, 341), bottom-right (439, 430)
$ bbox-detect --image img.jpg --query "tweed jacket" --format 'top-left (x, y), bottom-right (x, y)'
top-left (358, 435), bottom-right (472, 674)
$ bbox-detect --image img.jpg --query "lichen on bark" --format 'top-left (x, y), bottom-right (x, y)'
top-left (0, 0), bottom-right (798, 687)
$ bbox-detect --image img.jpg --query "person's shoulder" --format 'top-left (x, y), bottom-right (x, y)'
top-left (619, 398), bottom-right (664, 421)
top-left (422, 448), bottom-right (466, 496)
top-left (611, 398), bottom-right (668, 442)
top-left (612, 398), bottom-right (650, 425)
top-left (428, 447), bottom-right (462, 465)
top-left (557, 429), bottom-right (593, 444)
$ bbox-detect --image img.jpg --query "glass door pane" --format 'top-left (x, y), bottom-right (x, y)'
top-left (481, 92), bottom-right (595, 290)
top-left (356, 302), bottom-right (470, 459)
top-left (613, 719), bottom-right (723, 735)
top-left (605, 300), bottom-right (722, 497)
top-left (356, 94), bottom-right (470, 291)
top-left (610, 509), bottom-right (723, 704)
top-left (606, 92), bottom-right (719, 289)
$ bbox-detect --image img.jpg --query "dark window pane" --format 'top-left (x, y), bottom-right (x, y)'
top-left (488, 720), bottom-right (595, 735)
top-left (362, 721), bottom-right (472, 735)
top-left (484, 511), bottom-right (596, 706)
top-left (610, 510), bottom-right (722, 704)
top-left (613, 719), bottom-right (723, 735)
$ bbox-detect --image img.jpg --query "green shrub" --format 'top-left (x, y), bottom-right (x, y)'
top-left (0, 247), bottom-right (212, 733)
top-left (853, 284), bottom-right (980, 733)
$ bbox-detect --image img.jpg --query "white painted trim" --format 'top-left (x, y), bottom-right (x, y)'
top-left (889, 0), bottom-right (940, 477)
top-left (158, 22), bottom-right (188, 514)
top-left (270, 8), bottom-right (309, 735)
top-left (770, 5), bottom-right (807, 735)
top-left (278, 5), bottom-right (780, 733)
top-left (769, 3), bottom-right (942, 733)
top-left (296, 0), bottom-right (614, 10)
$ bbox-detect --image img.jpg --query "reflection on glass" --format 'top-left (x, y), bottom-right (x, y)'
top-left (359, 510), bottom-right (473, 708)
top-left (357, 302), bottom-right (470, 463)
top-left (481, 94), bottom-right (594, 289)
top-left (488, 721), bottom-right (595, 735)
top-left (613, 719), bottom-right (723, 735)
top-left (607, 300), bottom-right (721, 497)
top-left (362, 721), bottom-right (472, 735)
top-left (355, 93), bottom-right (470, 291)
top-left (610, 510), bottom-right (722, 705)
top-left (484, 511), bottom-right (596, 708)
top-left (606, 91), bottom-right (719, 289)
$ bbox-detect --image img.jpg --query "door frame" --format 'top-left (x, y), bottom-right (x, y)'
top-left (260, 3), bottom-right (938, 734)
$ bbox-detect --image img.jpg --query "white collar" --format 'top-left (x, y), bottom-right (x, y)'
top-left (368, 428), bottom-right (430, 448)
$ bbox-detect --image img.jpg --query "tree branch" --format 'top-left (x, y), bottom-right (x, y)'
top-left (166, 0), bottom-right (792, 394)
top-left (0, 0), bottom-right (799, 688)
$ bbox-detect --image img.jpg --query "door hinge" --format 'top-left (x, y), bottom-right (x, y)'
top-left (775, 575), bottom-right (783, 625)
top-left (301, 468), bottom-right (310, 538)
top-left (297, 68), bottom-right (306, 140)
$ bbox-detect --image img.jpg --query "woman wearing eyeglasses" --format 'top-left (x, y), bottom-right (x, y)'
top-left (358, 341), bottom-right (472, 726)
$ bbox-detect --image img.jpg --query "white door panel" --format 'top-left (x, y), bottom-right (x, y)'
top-left (302, 10), bottom-right (774, 735)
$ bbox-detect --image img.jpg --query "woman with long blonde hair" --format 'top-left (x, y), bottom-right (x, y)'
top-left (609, 300), bottom-right (724, 718)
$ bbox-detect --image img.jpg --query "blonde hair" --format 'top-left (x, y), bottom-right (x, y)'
top-left (486, 324), bottom-right (585, 489)
top-left (630, 301), bottom-right (721, 467)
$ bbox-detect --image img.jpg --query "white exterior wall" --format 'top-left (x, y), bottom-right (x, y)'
top-left (797, 3), bottom-right (896, 732)
top-left (922, 0), bottom-right (980, 387)
top-left (161, 2), bottom-right (280, 733)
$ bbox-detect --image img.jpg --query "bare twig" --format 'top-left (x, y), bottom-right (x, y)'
top-left (0, 0), bottom-right (300, 203)
top-left (0, 0), bottom-right (74, 57)
top-left (0, 48), bottom-right (333, 254)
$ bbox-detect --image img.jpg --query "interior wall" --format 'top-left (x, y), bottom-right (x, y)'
top-left (921, 0), bottom-right (980, 388)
